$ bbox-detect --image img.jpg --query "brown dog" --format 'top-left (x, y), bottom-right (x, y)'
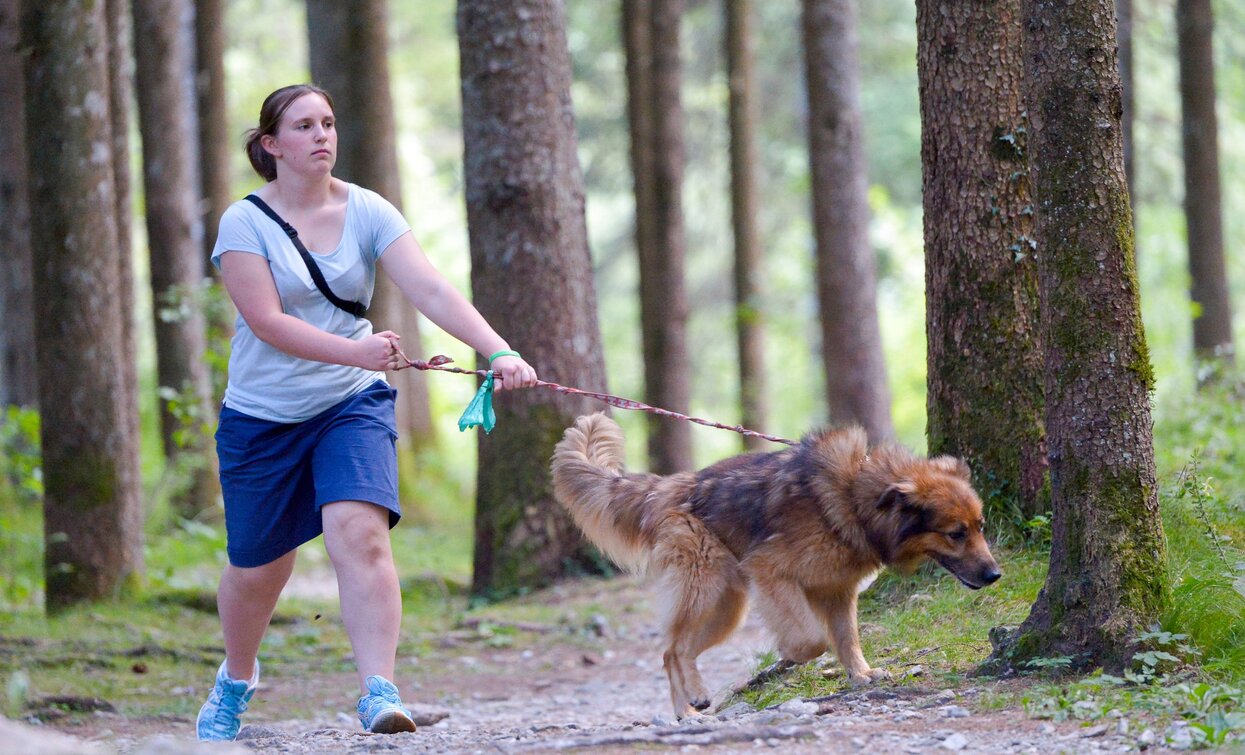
top-left (551, 413), bottom-right (1001, 718)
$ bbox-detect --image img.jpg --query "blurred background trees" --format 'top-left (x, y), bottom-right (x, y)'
top-left (0, 0), bottom-right (1241, 620)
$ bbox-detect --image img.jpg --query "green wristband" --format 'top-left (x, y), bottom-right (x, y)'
top-left (488, 349), bottom-right (521, 364)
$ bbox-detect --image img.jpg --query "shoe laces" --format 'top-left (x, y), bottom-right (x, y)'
top-left (359, 676), bottom-right (407, 719)
top-left (209, 680), bottom-right (251, 727)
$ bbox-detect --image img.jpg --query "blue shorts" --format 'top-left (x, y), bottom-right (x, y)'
top-left (216, 380), bottom-right (400, 567)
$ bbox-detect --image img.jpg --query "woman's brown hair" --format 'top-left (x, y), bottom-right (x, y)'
top-left (244, 84), bottom-right (335, 182)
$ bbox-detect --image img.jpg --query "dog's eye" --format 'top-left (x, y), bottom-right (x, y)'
top-left (947, 529), bottom-right (967, 542)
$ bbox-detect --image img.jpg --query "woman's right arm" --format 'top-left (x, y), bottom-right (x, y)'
top-left (219, 251), bottom-right (402, 372)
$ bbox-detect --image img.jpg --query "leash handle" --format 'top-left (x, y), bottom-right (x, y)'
top-left (396, 350), bottom-right (796, 447)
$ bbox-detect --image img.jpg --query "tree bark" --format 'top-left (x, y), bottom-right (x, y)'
top-left (458, 0), bottom-right (611, 598)
top-left (194, 0), bottom-right (235, 409)
top-left (802, 0), bottom-right (893, 441)
top-left (133, 0), bottom-right (219, 518)
top-left (1177, 0), bottom-right (1234, 371)
top-left (22, 0), bottom-right (144, 609)
top-left (0, 0), bottom-right (36, 408)
top-left (639, 0), bottom-right (693, 473)
top-left (194, 0), bottom-right (229, 270)
top-left (1116, 0), bottom-right (1135, 225)
top-left (306, 0), bottom-right (435, 451)
top-left (991, 0), bottom-right (1167, 671)
top-left (104, 0), bottom-right (143, 550)
top-left (724, 0), bottom-right (768, 452)
top-left (918, 0), bottom-right (1047, 522)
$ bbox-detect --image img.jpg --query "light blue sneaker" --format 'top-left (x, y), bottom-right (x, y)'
top-left (196, 661), bottom-right (258, 741)
top-left (356, 675), bottom-right (416, 734)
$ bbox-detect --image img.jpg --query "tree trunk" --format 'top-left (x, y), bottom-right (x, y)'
top-left (458, 0), bottom-right (610, 599)
top-left (306, 0), bottom-right (435, 451)
top-left (724, 0), bottom-right (768, 452)
top-left (918, 0), bottom-right (1047, 523)
top-left (801, 0), bottom-right (893, 442)
top-left (194, 0), bottom-right (229, 270)
top-left (22, 0), bottom-right (144, 609)
top-left (991, 0), bottom-right (1167, 672)
top-left (1177, 0), bottom-right (1234, 371)
top-left (1116, 0), bottom-right (1135, 225)
top-left (133, 0), bottom-right (219, 518)
top-left (194, 0), bottom-right (235, 409)
top-left (640, 0), bottom-right (693, 473)
top-left (104, 0), bottom-right (143, 548)
top-left (0, 0), bottom-right (36, 408)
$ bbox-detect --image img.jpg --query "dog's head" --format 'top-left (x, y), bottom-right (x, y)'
top-left (874, 457), bottom-right (1001, 589)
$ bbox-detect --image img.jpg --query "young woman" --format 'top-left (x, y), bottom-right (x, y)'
top-left (196, 84), bottom-right (537, 741)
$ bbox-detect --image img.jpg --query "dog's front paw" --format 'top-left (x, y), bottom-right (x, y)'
top-left (847, 667), bottom-right (891, 687)
top-left (675, 707), bottom-right (711, 722)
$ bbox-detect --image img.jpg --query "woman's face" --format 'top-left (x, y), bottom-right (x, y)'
top-left (262, 93), bottom-right (337, 178)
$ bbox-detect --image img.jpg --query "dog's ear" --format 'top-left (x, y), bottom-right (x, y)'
top-left (876, 482), bottom-right (916, 511)
top-left (931, 456), bottom-right (972, 481)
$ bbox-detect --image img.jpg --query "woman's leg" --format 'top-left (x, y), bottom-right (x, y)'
top-left (217, 550), bottom-right (298, 681)
top-left (321, 500), bottom-right (403, 692)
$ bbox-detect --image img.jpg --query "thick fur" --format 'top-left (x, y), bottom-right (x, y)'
top-left (551, 413), bottom-right (1001, 718)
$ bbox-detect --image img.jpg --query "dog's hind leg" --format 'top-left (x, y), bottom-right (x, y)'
top-left (652, 517), bottom-right (747, 718)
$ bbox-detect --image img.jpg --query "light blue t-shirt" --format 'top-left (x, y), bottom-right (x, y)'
top-left (211, 183), bottom-right (411, 423)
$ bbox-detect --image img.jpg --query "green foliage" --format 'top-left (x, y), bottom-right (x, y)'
top-left (155, 383), bottom-right (213, 453)
top-left (0, 408), bottom-right (42, 609)
top-left (0, 406), bottom-right (41, 504)
top-left (1153, 378), bottom-right (1245, 680)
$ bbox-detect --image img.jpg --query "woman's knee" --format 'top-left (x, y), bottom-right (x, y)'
top-left (223, 551), bottom-right (297, 594)
top-left (323, 501), bottom-right (392, 567)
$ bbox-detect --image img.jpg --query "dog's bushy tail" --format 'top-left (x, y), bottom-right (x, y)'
top-left (551, 413), bottom-right (666, 572)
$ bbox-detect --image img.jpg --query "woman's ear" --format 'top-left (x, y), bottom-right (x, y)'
top-left (260, 133), bottom-right (281, 158)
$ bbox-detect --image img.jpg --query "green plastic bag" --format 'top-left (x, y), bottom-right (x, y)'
top-left (457, 370), bottom-right (496, 433)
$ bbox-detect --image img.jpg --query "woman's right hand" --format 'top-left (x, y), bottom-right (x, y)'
top-left (354, 330), bottom-right (405, 372)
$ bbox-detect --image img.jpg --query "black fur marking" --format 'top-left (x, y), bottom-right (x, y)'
top-left (875, 486), bottom-right (907, 511)
top-left (688, 452), bottom-right (781, 558)
top-left (896, 503), bottom-right (933, 544)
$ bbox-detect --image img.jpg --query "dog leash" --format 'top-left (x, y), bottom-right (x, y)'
top-left (398, 351), bottom-right (797, 446)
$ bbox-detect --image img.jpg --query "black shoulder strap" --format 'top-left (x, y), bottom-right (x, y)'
top-left (243, 194), bottom-right (367, 318)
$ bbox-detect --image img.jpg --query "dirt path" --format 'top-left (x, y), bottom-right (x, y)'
top-left (20, 576), bottom-right (1180, 754)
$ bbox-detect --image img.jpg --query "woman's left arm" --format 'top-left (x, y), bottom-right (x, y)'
top-left (378, 231), bottom-right (537, 391)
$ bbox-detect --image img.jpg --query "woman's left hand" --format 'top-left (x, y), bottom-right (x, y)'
top-left (491, 355), bottom-right (538, 392)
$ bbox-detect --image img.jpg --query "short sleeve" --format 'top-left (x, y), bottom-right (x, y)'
top-left (358, 188), bottom-right (412, 261)
top-left (210, 202), bottom-right (269, 270)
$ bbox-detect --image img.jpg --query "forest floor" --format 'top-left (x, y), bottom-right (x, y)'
top-left (6, 570), bottom-right (1191, 754)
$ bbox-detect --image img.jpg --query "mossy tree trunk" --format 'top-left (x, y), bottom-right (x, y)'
top-left (992, 0), bottom-right (1167, 672)
top-left (0, 0), bottom-right (36, 408)
top-left (22, 0), bottom-right (144, 609)
top-left (1177, 0), bottom-right (1234, 373)
top-left (458, 0), bottom-right (610, 598)
top-left (306, 0), bottom-right (436, 453)
top-left (725, 0), bottom-right (769, 452)
top-left (801, 0), bottom-right (894, 442)
top-left (133, 0), bottom-right (219, 519)
top-left (917, 0), bottom-right (1047, 523)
